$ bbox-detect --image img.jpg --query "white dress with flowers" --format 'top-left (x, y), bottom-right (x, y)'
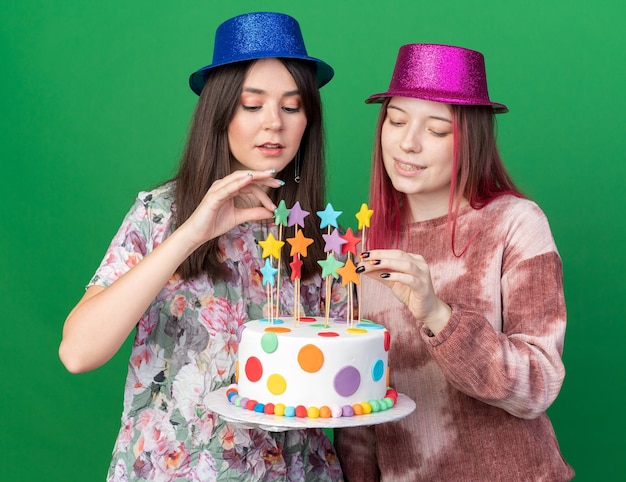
top-left (90, 182), bottom-right (346, 481)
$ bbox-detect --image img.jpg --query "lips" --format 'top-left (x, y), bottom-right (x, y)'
top-left (395, 158), bottom-right (425, 173)
top-left (257, 142), bottom-right (285, 157)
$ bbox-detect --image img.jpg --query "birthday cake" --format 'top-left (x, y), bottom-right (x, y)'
top-left (226, 316), bottom-right (397, 418)
top-left (224, 201), bottom-right (399, 418)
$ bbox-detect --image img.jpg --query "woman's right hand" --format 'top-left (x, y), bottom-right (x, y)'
top-left (181, 169), bottom-right (284, 249)
top-left (59, 169), bottom-right (283, 373)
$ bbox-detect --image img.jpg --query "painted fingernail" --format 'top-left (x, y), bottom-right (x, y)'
top-left (277, 180), bottom-right (285, 186)
top-left (360, 252), bottom-right (370, 259)
top-left (266, 169), bottom-right (276, 174)
top-left (370, 259), bottom-right (381, 265)
top-left (380, 273), bottom-right (390, 279)
top-left (356, 266), bottom-right (365, 274)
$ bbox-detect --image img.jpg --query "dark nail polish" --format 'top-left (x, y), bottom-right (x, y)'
top-left (380, 273), bottom-right (390, 279)
top-left (360, 251), bottom-right (370, 259)
top-left (371, 259), bottom-right (381, 265)
top-left (356, 266), bottom-right (365, 274)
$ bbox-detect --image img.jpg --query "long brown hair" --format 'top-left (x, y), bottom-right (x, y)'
top-left (174, 58), bottom-right (327, 280)
top-left (368, 98), bottom-right (523, 252)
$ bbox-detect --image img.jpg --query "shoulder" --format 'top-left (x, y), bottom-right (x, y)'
top-left (482, 194), bottom-right (544, 216)
top-left (481, 195), bottom-right (551, 231)
top-left (127, 181), bottom-right (176, 223)
top-left (136, 181), bottom-right (176, 209)
top-left (117, 181), bottom-right (176, 240)
top-left (480, 195), bottom-right (558, 256)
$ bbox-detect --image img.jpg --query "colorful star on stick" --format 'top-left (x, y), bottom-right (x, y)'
top-left (336, 257), bottom-right (360, 286)
top-left (317, 252), bottom-right (345, 279)
top-left (289, 256), bottom-right (303, 280)
top-left (341, 227), bottom-right (361, 256)
top-left (354, 203), bottom-right (374, 326)
top-left (274, 200), bottom-right (290, 226)
top-left (322, 228), bottom-right (347, 255)
top-left (288, 201), bottom-right (310, 228)
top-left (260, 258), bottom-right (278, 286)
top-left (355, 203), bottom-right (374, 230)
top-left (286, 229), bottom-right (314, 257)
top-left (258, 233), bottom-right (284, 259)
top-left (317, 203), bottom-right (342, 229)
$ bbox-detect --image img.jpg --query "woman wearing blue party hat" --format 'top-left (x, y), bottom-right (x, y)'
top-left (60, 12), bottom-right (345, 481)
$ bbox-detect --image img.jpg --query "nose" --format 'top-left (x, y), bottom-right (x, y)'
top-left (262, 104), bottom-right (283, 131)
top-left (399, 127), bottom-right (421, 153)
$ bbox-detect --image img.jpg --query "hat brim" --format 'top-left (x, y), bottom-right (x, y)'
top-left (190, 55), bottom-right (334, 95)
top-left (366, 91), bottom-right (508, 114)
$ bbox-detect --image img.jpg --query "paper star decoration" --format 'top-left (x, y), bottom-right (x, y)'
top-left (260, 258), bottom-right (278, 286)
top-left (341, 227), bottom-right (361, 256)
top-left (286, 229), bottom-right (314, 257)
top-left (274, 200), bottom-right (290, 226)
top-left (317, 252), bottom-right (345, 279)
top-left (355, 203), bottom-right (374, 230)
top-left (289, 255), bottom-right (303, 280)
top-left (317, 203), bottom-right (342, 229)
top-left (322, 228), bottom-right (347, 255)
top-left (258, 233), bottom-right (285, 259)
top-left (288, 201), bottom-right (310, 228)
top-left (336, 257), bottom-right (360, 286)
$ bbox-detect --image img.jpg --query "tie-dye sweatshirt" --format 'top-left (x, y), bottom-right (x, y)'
top-left (335, 195), bottom-right (574, 481)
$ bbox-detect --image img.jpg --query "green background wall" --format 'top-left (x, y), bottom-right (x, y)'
top-left (2, 1), bottom-right (624, 480)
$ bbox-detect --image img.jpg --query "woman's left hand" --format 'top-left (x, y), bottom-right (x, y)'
top-left (358, 249), bottom-right (451, 335)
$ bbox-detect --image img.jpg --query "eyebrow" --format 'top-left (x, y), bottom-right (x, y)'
top-left (242, 87), bottom-right (301, 97)
top-left (387, 104), bottom-right (452, 123)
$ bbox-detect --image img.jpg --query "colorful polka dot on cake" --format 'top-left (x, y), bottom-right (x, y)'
top-left (244, 357), bottom-right (262, 382)
top-left (267, 373), bottom-right (286, 395)
top-left (319, 406), bottom-right (331, 418)
top-left (360, 401), bottom-right (372, 414)
top-left (307, 406), bottom-right (320, 418)
top-left (331, 406), bottom-right (343, 418)
top-left (334, 365), bottom-right (361, 397)
top-left (261, 332), bottom-right (279, 353)
top-left (297, 344), bottom-right (324, 372)
top-left (372, 359), bottom-right (385, 381)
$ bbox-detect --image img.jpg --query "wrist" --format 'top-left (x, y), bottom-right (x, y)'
top-left (165, 225), bottom-right (204, 260)
top-left (422, 300), bottom-right (452, 336)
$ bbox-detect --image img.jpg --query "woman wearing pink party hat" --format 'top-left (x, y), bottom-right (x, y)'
top-left (335, 44), bottom-right (574, 481)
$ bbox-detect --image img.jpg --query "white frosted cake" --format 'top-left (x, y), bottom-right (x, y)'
top-left (226, 316), bottom-right (398, 419)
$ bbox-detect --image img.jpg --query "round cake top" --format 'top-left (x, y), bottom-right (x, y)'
top-left (237, 317), bottom-right (389, 343)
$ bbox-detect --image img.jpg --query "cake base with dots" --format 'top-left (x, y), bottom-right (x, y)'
top-left (228, 316), bottom-right (397, 419)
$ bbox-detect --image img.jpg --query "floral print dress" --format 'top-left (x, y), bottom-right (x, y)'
top-left (90, 182), bottom-right (346, 481)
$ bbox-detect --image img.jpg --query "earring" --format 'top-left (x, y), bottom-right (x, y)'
top-left (294, 150), bottom-right (301, 184)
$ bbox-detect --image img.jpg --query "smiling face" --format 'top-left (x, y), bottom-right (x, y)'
top-left (227, 58), bottom-right (308, 174)
top-left (381, 96), bottom-right (455, 220)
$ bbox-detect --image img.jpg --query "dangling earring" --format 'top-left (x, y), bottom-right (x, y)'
top-left (294, 150), bottom-right (301, 184)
